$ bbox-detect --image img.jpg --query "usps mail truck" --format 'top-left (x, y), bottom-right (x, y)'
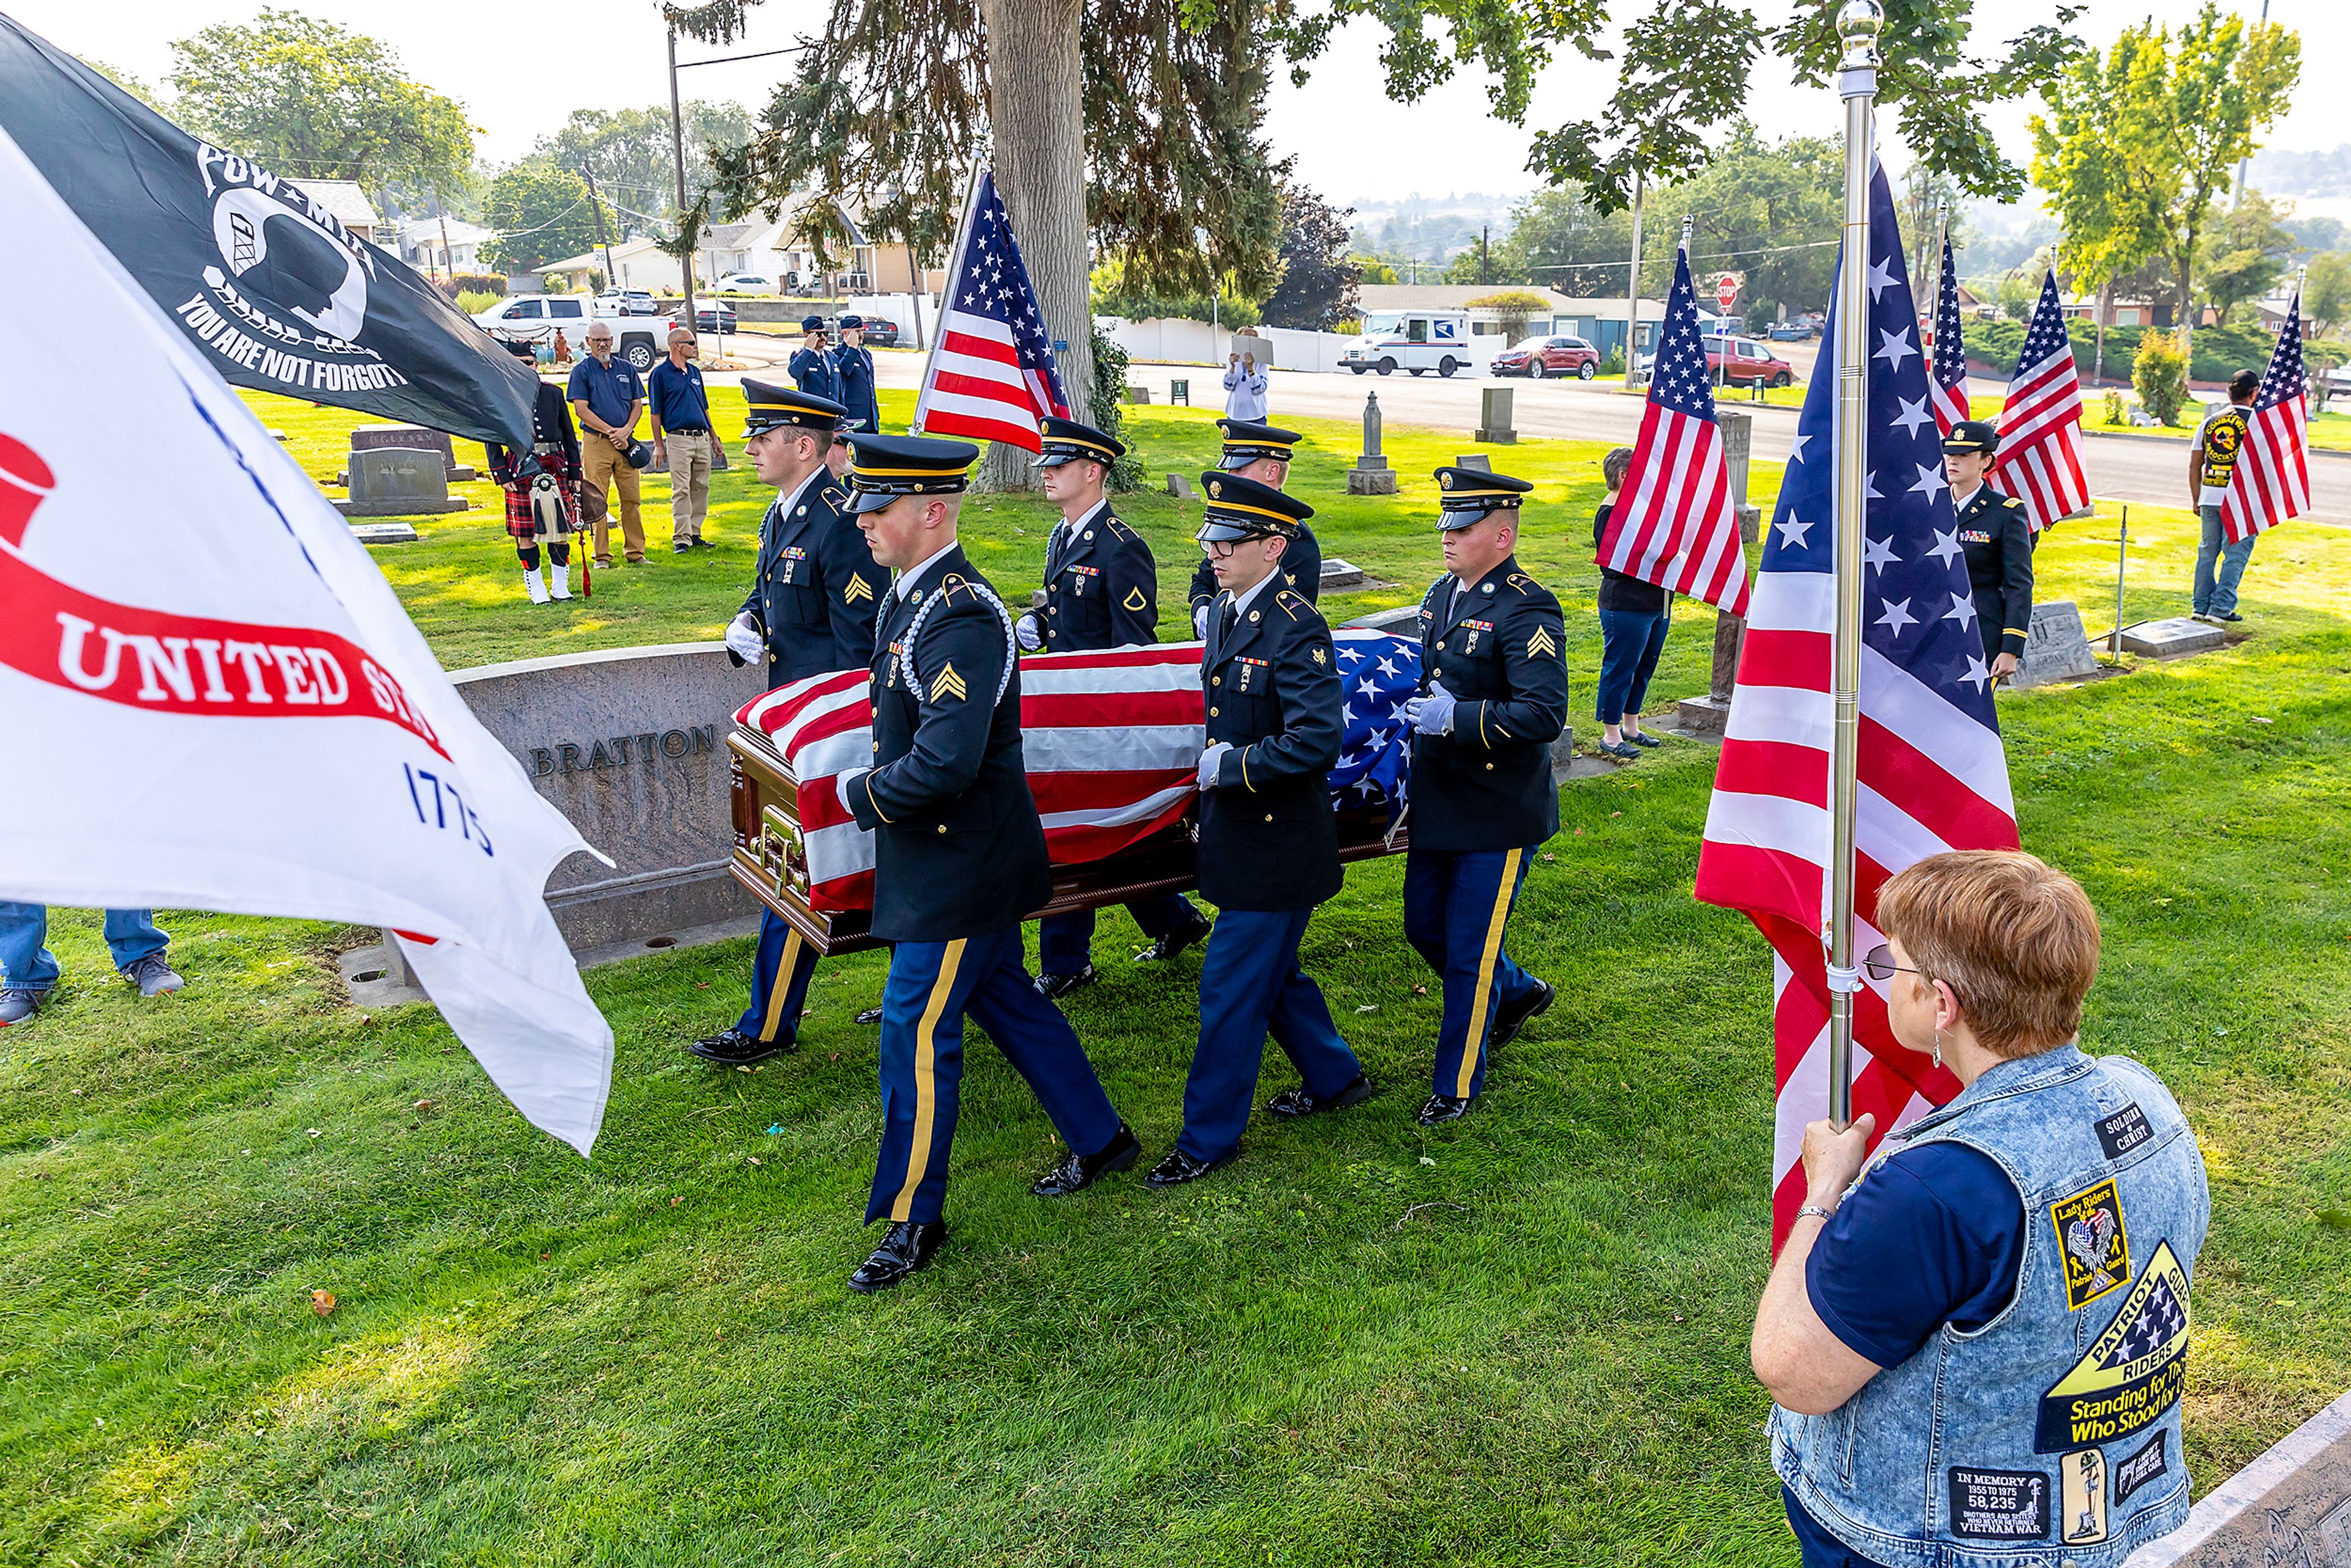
top-left (1341, 309), bottom-right (1474, 377)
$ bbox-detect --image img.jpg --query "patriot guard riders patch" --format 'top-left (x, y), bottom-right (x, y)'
top-left (1947, 1467), bottom-right (2049, 1540)
top-left (2051, 1177), bottom-right (2131, 1311)
top-left (2035, 1240), bottom-right (2192, 1453)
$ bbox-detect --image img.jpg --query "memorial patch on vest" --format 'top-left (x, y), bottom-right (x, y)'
top-left (2052, 1177), bottom-right (2131, 1310)
top-left (1948, 1467), bottom-right (2050, 1540)
top-left (2060, 1447), bottom-right (2110, 1546)
top-left (2036, 1240), bottom-right (2192, 1452)
top-left (2112, 1430), bottom-right (2168, 1508)
top-left (2096, 1103), bottom-right (2152, 1162)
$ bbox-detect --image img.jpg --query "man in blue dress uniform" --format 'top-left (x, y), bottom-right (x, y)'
top-left (1146, 473), bottom-right (1371, 1187)
top-left (1401, 466), bottom-right (1566, 1125)
top-left (834, 313), bottom-right (882, 433)
top-left (835, 433), bottom-right (1141, 1290)
top-left (1016, 416), bottom-right (1213, 997)
top-left (1186, 421), bottom-right (1322, 636)
top-left (789, 314), bottom-right (840, 405)
top-left (688, 380), bottom-right (884, 1067)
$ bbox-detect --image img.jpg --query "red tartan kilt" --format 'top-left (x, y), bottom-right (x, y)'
top-left (504, 477), bottom-right (581, 539)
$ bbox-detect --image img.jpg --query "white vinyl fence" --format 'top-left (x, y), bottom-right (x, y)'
top-left (1096, 317), bottom-right (1387, 376)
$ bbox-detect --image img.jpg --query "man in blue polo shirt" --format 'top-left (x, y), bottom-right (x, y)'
top-left (648, 326), bottom-right (720, 553)
top-left (568, 321), bottom-right (647, 566)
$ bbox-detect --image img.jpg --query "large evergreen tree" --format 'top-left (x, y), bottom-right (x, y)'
top-left (1261, 187), bottom-right (1360, 331)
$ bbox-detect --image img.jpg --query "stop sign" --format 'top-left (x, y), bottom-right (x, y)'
top-left (1716, 276), bottom-right (1739, 311)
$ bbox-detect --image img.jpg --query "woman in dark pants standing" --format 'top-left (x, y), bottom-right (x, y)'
top-left (1591, 446), bottom-right (1671, 762)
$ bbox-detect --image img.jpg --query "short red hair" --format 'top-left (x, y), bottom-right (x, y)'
top-left (1873, 850), bottom-right (2101, 1058)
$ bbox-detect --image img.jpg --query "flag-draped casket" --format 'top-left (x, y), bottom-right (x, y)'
top-left (728, 634), bottom-right (1423, 953)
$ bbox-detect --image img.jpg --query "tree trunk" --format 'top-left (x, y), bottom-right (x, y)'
top-left (977, 0), bottom-right (1092, 492)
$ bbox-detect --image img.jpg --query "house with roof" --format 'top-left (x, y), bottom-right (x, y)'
top-left (397, 217), bottom-right (496, 274)
top-left (288, 179), bottom-right (380, 245)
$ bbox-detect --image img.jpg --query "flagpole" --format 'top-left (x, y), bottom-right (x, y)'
top-left (911, 160), bottom-right (986, 437)
top-left (1827, 0), bottom-right (1881, 1128)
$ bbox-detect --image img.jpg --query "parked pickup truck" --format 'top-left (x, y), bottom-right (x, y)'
top-left (474, 295), bottom-right (663, 372)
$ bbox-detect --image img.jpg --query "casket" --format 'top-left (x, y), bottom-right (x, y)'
top-left (727, 724), bottom-right (1409, 956)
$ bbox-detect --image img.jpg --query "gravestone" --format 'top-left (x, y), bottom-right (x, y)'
top-left (348, 422), bottom-right (475, 482)
top-left (1319, 559), bottom-right (1368, 591)
top-left (350, 522), bottom-right (421, 545)
top-left (2008, 600), bottom-right (2098, 688)
top-left (1676, 408), bottom-right (1762, 733)
top-left (1348, 391), bottom-right (1398, 495)
top-left (2118, 617), bottom-right (2224, 659)
top-left (334, 448), bottom-right (469, 517)
top-left (1453, 454), bottom-right (1494, 472)
top-left (1475, 384), bottom-right (1517, 445)
top-left (2121, 1386), bottom-right (2351, 1566)
top-left (1166, 472), bottom-right (1197, 500)
top-left (1127, 385), bottom-right (1152, 405)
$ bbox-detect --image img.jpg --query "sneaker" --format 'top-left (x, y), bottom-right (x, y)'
top-left (0, 988), bottom-right (45, 1026)
top-left (673, 542), bottom-right (694, 554)
top-left (1624, 731), bottom-right (1663, 748)
top-left (692, 536), bottom-right (715, 549)
top-left (1600, 739), bottom-right (1643, 761)
top-left (2211, 610), bottom-right (2244, 624)
top-left (121, 953), bottom-right (184, 997)
top-left (2189, 611), bottom-right (2218, 624)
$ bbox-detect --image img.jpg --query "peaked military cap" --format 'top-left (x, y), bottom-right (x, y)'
top-left (1217, 419), bottom-right (1303, 470)
top-left (1943, 419), bottom-right (2000, 455)
top-left (742, 379), bottom-right (850, 438)
top-left (838, 313), bottom-right (864, 331)
top-left (844, 433), bottom-right (980, 514)
top-left (801, 313), bottom-right (827, 332)
top-left (1032, 416), bottom-right (1128, 468)
top-left (500, 337), bottom-right (539, 361)
top-left (1434, 465), bottom-right (1535, 528)
top-left (1195, 470), bottom-right (1314, 544)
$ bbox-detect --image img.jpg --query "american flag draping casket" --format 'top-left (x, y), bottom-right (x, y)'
top-left (728, 630), bottom-right (1423, 953)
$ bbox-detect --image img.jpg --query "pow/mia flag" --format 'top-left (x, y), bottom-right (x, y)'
top-left (0, 16), bottom-right (536, 448)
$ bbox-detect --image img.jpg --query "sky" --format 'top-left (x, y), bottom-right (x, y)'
top-left (12, 0), bottom-right (2345, 208)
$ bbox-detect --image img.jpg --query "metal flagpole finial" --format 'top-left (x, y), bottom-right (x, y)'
top-left (1837, 0), bottom-right (1884, 72)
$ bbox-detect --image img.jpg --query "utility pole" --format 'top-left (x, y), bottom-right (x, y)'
top-left (580, 165), bottom-right (617, 291)
top-left (1480, 225), bottom-right (1490, 285)
top-left (1622, 168), bottom-right (1646, 389)
top-left (666, 27), bottom-right (698, 331)
top-left (907, 240), bottom-right (926, 350)
top-left (432, 186), bottom-right (451, 284)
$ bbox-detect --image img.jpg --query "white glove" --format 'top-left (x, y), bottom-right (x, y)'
top-left (1406, 683), bottom-right (1458, 736)
top-left (1196, 741), bottom-right (1232, 791)
top-left (724, 611), bottom-right (764, 663)
top-left (1016, 613), bottom-right (1043, 651)
top-left (836, 767), bottom-right (871, 814)
top-left (1193, 604), bottom-right (1210, 640)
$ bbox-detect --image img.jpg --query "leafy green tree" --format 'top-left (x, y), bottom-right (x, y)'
top-left (1466, 291), bottom-right (1553, 340)
top-left (2304, 251), bottom-right (2351, 340)
top-left (480, 163), bottom-right (606, 272)
top-left (1349, 255), bottom-right (1399, 286)
top-left (536, 103), bottom-right (753, 225)
top-left (166, 9), bottom-right (474, 198)
top-left (1504, 188), bottom-right (1635, 295)
top-left (2133, 329), bottom-right (2189, 426)
top-left (1261, 187), bottom-right (1362, 331)
top-left (2199, 192), bottom-right (2293, 326)
top-left (1641, 127), bottom-right (1842, 323)
top-left (79, 57), bottom-right (162, 109)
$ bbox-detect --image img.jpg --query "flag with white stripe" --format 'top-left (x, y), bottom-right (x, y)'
top-left (1930, 228), bottom-right (1970, 437)
top-left (1596, 239), bottom-right (1753, 616)
top-left (1692, 164), bottom-right (2020, 1251)
top-left (912, 170), bottom-right (1071, 452)
top-left (1992, 271), bottom-right (2091, 532)
top-left (2219, 290), bottom-right (2311, 544)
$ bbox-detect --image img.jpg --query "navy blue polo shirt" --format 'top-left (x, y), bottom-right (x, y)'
top-left (1805, 1141), bottom-right (2027, 1368)
top-left (566, 355), bottom-right (643, 432)
top-left (647, 359), bottom-right (713, 433)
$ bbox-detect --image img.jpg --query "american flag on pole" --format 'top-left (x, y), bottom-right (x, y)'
top-left (1929, 228), bottom-right (1971, 437)
top-left (912, 169), bottom-right (1071, 452)
top-left (736, 631), bottom-right (1419, 912)
top-left (1991, 271), bottom-right (2091, 533)
top-left (2219, 290), bottom-right (2311, 544)
top-left (1595, 239), bottom-right (1753, 616)
top-left (1693, 165), bottom-right (2020, 1251)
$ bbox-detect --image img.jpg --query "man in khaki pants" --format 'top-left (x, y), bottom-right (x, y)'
top-left (569, 322), bottom-right (648, 566)
top-left (648, 326), bottom-right (719, 552)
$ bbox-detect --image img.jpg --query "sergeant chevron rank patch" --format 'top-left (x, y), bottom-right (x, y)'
top-left (930, 662), bottom-right (967, 702)
top-left (844, 574), bottom-right (874, 604)
top-left (1527, 626), bottom-right (1559, 659)
top-left (2035, 1240), bottom-right (2191, 1452)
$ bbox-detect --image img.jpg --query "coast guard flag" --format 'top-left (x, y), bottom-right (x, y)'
top-left (1693, 164), bottom-right (2020, 1251)
top-left (0, 126), bottom-right (613, 1155)
top-left (912, 170), bottom-right (1072, 452)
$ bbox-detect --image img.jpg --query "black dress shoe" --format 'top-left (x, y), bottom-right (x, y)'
top-left (1417, 1093), bottom-right (1474, 1127)
top-left (686, 1026), bottom-right (793, 1065)
top-left (1030, 1123), bottom-right (1141, 1196)
top-left (1033, 965), bottom-right (1096, 1000)
top-left (1144, 1148), bottom-right (1234, 1188)
top-left (847, 1220), bottom-right (947, 1293)
top-left (1490, 978), bottom-right (1556, 1051)
top-left (856, 1005), bottom-right (884, 1026)
top-left (1134, 912), bottom-right (1213, 964)
top-left (1266, 1072), bottom-right (1374, 1119)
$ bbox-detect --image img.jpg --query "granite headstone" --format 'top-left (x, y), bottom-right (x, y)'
top-left (2009, 600), bottom-right (2099, 688)
top-left (2119, 617), bottom-right (2225, 659)
top-left (1475, 384), bottom-right (1517, 445)
top-left (350, 422), bottom-right (476, 482)
top-left (1349, 391), bottom-right (1398, 495)
top-left (2121, 1386), bottom-right (2351, 1566)
top-left (336, 448), bottom-right (469, 517)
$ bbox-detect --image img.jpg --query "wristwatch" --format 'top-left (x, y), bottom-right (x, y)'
top-left (1797, 1204), bottom-right (1837, 1225)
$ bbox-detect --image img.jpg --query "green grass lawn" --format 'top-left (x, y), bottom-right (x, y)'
top-left (3, 389), bottom-right (2349, 1565)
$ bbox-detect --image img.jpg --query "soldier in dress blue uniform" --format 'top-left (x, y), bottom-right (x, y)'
top-left (834, 433), bottom-right (1141, 1290)
top-left (834, 313), bottom-right (882, 433)
top-left (1016, 416), bottom-right (1213, 997)
top-left (688, 381), bottom-right (885, 1067)
top-left (1401, 467), bottom-right (1566, 1125)
top-left (1944, 420), bottom-right (2034, 680)
top-left (1186, 421), bottom-right (1322, 636)
top-left (1146, 473), bottom-right (1371, 1187)
top-left (789, 314), bottom-right (840, 405)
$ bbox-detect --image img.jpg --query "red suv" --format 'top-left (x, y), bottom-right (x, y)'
top-left (1489, 334), bottom-right (1601, 380)
top-left (1637, 335), bottom-right (1797, 388)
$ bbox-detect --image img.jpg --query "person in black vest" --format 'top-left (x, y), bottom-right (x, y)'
top-left (1186, 421), bottom-right (1322, 635)
top-left (1017, 416), bottom-right (1213, 996)
top-left (688, 381), bottom-right (884, 1067)
top-left (1944, 420), bottom-right (2034, 680)
top-left (1402, 466), bottom-right (1567, 1125)
top-left (485, 340), bottom-right (583, 605)
top-left (834, 433), bottom-right (1140, 1291)
top-left (1147, 473), bottom-right (1370, 1187)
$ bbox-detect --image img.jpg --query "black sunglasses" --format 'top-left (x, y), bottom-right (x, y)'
top-left (1861, 943), bottom-right (1932, 985)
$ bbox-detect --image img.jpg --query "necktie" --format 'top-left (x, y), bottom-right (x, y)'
top-left (1221, 599), bottom-right (1240, 641)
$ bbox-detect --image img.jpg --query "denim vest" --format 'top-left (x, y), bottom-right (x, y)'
top-left (1773, 1045), bottom-right (2209, 1568)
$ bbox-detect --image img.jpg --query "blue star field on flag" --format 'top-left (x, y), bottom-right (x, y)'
top-left (1766, 165), bottom-right (1999, 724)
top-left (2017, 270), bottom-right (2074, 377)
top-left (1932, 227), bottom-right (1969, 430)
top-left (2254, 294), bottom-right (2308, 411)
top-left (1648, 242), bottom-right (1724, 422)
top-left (951, 171), bottom-right (1070, 416)
top-left (1329, 632), bottom-right (1422, 816)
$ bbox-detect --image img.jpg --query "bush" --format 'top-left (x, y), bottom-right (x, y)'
top-left (2101, 389), bottom-right (2125, 426)
top-left (433, 272), bottom-right (508, 303)
top-left (1087, 321), bottom-right (1145, 492)
top-left (2134, 331), bottom-right (2190, 427)
top-left (454, 290), bottom-right (501, 315)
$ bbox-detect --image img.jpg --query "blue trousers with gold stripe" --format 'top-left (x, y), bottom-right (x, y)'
top-left (867, 926), bottom-right (1122, 1226)
top-left (1404, 847), bottom-right (1540, 1100)
top-left (733, 909), bottom-right (822, 1046)
top-left (1176, 907), bottom-right (1362, 1164)
top-left (1037, 892), bottom-right (1199, 976)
